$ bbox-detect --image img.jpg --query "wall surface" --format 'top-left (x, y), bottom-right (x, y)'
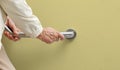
top-left (2, 0), bottom-right (120, 70)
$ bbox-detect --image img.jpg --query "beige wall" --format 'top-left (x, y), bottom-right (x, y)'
top-left (2, 0), bottom-right (120, 70)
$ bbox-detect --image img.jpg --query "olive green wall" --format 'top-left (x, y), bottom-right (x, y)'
top-left (2, 0), bottom-right (120, 70)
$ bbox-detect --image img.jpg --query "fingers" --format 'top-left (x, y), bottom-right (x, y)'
top-left (37, 27), bottom-right (65, 44)
top-left (4, 17), bottom-right (21, 41)
top-left (57, 32), bottom-right (65, 40)
top-left (48, 32), bottom-right (59, 41)
top-left (4, 31), bottom-right (20, 41)
top-left (40, 31), bottom-right (53, 44)
top-left (13, 28), bottom-right (20, 37)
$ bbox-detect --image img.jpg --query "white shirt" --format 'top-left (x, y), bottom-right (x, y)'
top-left (0, 0), bottom-right (43, 49)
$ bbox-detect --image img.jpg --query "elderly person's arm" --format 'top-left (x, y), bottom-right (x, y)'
top-left (1, 0), bottom-right (64, 43)
top-left (4, 17), bottom-right (64, 43)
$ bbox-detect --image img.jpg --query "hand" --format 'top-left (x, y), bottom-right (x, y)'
top-left (4, 16), bottom-right (21, 41)
top-left (37, 27), bottom-right (64, 44)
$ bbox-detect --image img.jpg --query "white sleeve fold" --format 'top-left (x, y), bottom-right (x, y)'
top-left (0, 0), bottom-right (43, 38)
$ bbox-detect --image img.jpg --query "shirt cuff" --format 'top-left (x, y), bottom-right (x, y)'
top-left (30, 26), bottom-right (43, 38)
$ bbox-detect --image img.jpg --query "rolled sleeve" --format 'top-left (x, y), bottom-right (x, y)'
top-left (0, 0), bottom-right (43, 38)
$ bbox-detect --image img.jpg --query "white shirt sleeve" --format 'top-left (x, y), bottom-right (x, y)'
top-left (0, 0), bottom-right (43, 38)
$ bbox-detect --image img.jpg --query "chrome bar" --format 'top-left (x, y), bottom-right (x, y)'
top-left (5, 26), bottom-right (76, 39)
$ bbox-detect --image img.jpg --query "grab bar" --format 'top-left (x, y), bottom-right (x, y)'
top-left (5, 26), bottom-right (76, 39)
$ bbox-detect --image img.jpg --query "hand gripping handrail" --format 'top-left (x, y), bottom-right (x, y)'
top-left (5, 25), bottom-right (76, 39)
